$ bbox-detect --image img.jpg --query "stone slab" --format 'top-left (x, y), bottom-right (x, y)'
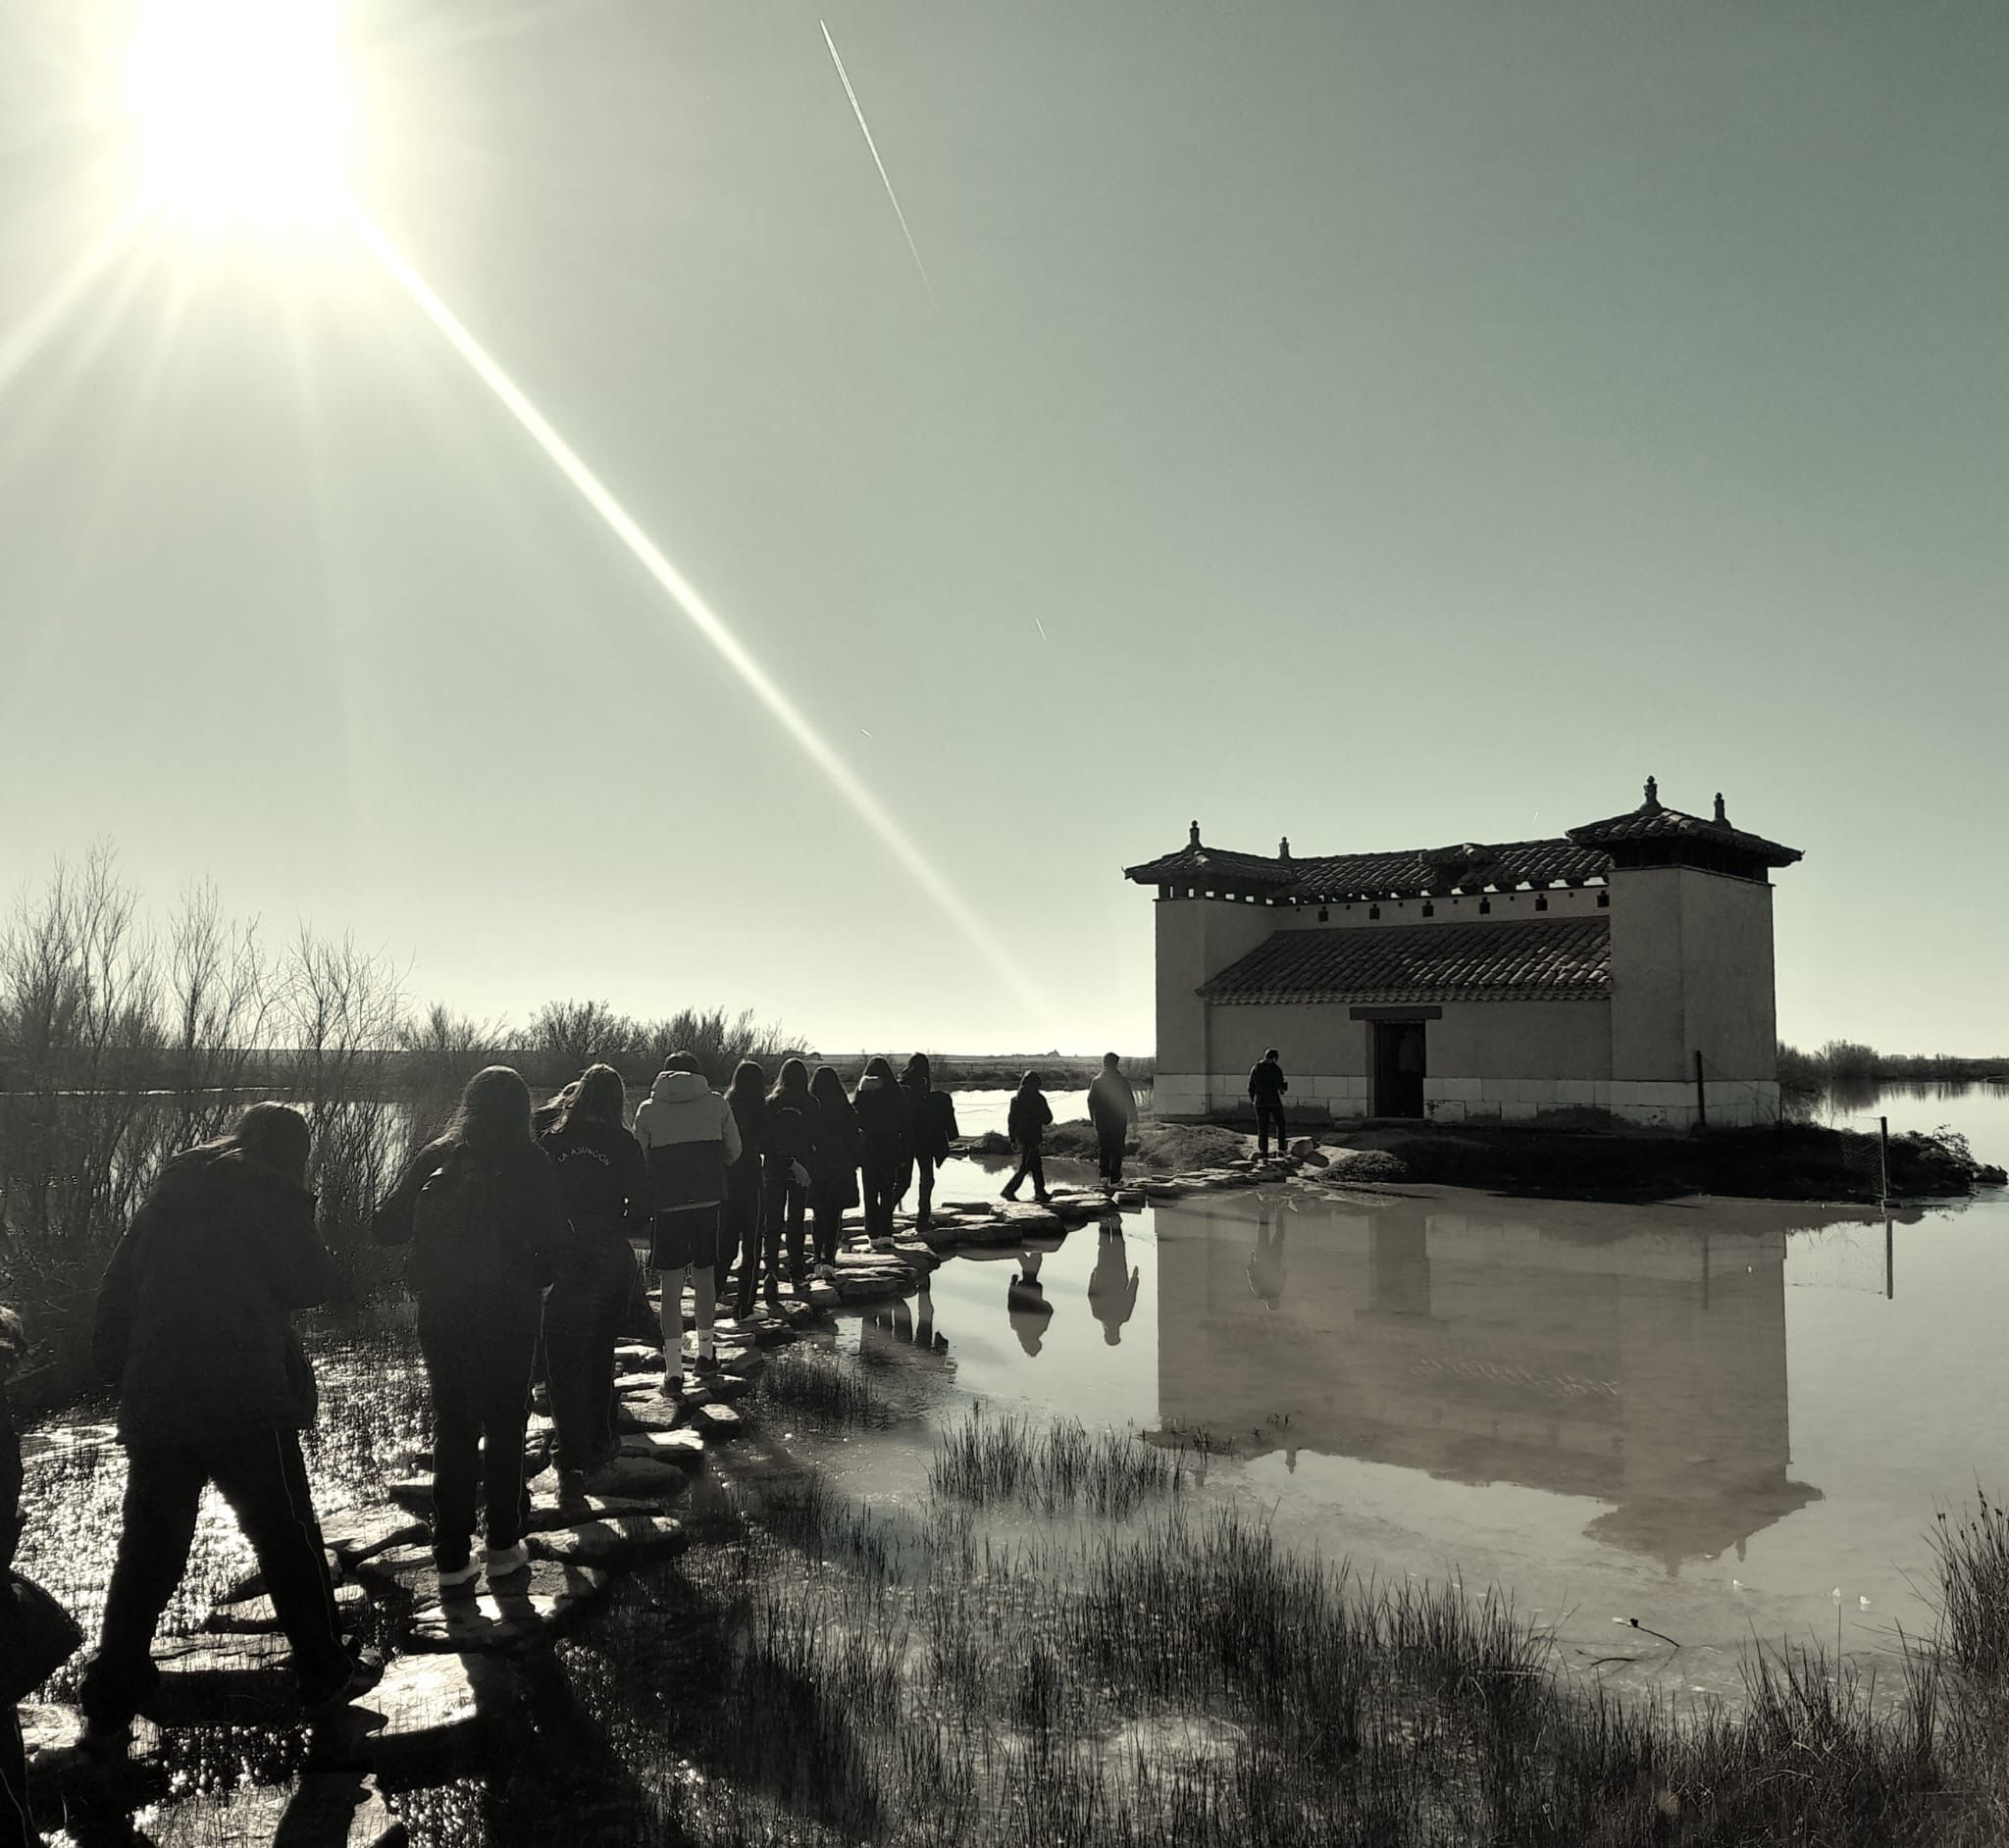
top-left (693, 1402), bottom-right (745, 1439)
top-left (521, 1493), bottom-right (660, 1534)
top-left (526, 1514), bottom-right (685, 1568)
top-left (323, 1505), bottom-right (431, 1568)
top-left (619, 1426), bottom-right (706, 1463)
top-left (335, 1653), bottom-right (522, 1781)
top-left (140, 1771), bottom-right (406, 1847)
top-left (208, 1578), bottom-right (369, 1633)
top-left (149, 1631), bottom-right (303, 1723)
top-left (573, 1452), bottom-right (695, 1498)
top-left (401, 1562), bottom-right (607, 1653)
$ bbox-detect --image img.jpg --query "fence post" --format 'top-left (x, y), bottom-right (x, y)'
top-left (1879, 1114), bottom-right (1890, 1204)
top-left (1693, 1050), bottom-right (1707, 1130)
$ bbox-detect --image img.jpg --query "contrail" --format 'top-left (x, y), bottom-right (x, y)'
top-left (1034, 617), bottom-right (1048, 642)
top-left (820, 19), bottom-right (936, 305)
top-left (341, 201), bottom-right (1048, 1023)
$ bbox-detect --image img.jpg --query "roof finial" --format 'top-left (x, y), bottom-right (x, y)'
top-left (1713, 792), bottom-right (1727, 824)
top-left (1188, 818), bottom-right (1201, 847)
top-left (1278, 835), bottom-right (1291, 860)
top-left (1642, 775), bottom-right (1661, 811)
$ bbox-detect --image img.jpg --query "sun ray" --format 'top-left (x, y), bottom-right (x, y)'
top-left (340, 200), bottom-right (1049, 1028)
top-left (0, 199), bottom-right (153, 408)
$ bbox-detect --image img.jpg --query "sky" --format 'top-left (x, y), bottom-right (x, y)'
top-left (1, 0), bottom-right (2005, 1055)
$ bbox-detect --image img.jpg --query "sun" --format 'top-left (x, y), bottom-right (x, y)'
top-left (125, 0), bottom-right (352, 226)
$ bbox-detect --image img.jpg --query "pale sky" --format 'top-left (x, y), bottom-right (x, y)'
top-left (2, 0), bottom-right (2005, 1054)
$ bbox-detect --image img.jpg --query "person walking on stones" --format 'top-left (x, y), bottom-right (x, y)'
top-left (807, 1064), bottom-right (862, 1282)
top-left (762, 1059), bottom-right (819, 1297)
top-left (897, 1053), bottom-right (958, 1234)
top-left (723, 1061), bottom-right (769, 1319)
top-left (1249, 1049), bottom-right (1290, 1158)
top-left (536, 1065), bottom-right (650, 1501)
top-left (853, 1056), bottom-right (908, 1247)
top-left (376, 1068), bottom-right (565, 1588)
top-left (634, 1052), bottom-right (742, 1393)
top-left (82, 1104), bottom-right (360, 1747)
top-left (1087, 1052), bottom-right (1138, 1192)
top-left (1001, 1070), bottom-right (1054, 1205)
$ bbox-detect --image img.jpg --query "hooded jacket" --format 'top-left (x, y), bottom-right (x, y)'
top-left (537, 1113), bottom-right (650, 1232)
top-left (1008, 1086), bottom-right (1054, 1150)
top-left (852, 1072), bottom-right (909, 1166)
top-left (95, 1148), bottom-right (340, 1446)
top-left (1248, 1057), bottom-right (1289, 1105)
top-left (762, 1088), bottom-right (818, 1183)
top-left (900, 1072), bottom-right (958, 1162)
top-left (633, 1070), bottom-right (744, 1212)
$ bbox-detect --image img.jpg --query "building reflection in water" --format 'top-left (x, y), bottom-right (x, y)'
top-left (1150, 1193), bottom-right (1821, 1574)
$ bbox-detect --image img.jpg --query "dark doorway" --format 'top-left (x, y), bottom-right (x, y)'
top-left (1371, 1020), bottom-right (1426, 1118)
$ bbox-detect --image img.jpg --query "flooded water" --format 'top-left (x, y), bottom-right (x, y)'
top-left (821, 1082), bottom-right (2009, 1703)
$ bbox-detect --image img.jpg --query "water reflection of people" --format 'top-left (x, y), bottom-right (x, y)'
top-left (1087, 1226), bottom-right (1140, 1345)
top-left (1248, 1198), bottom-right (1287, 1309)
top-left (860, 1285), bottom-right (952, 1368)
top-left (1007, 1250), bottom-right (1054, 1357)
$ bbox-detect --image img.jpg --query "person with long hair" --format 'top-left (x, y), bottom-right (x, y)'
top-left (723, 1061), bottom-right (769, 1319)
top-left (762, 1058), bottom-right (818, 1297)
top-left (634, 1052), bottom-right (742, 1393)
top-left (1002, 1070), bottom-right (1055, 1205)
top-left (806, 1064), bottom-right (861, 1282)
top-left (536, 1064), bottom-right (649, 1500)
top-left (374, 1067), bottom-right (565, 1588)
top-left (81, 1104), bottom-right (359, 1749)
top-left (896, 1053), bottom-right (957, 1234)
top-left (852, 1055), bottom-right (908, 1246)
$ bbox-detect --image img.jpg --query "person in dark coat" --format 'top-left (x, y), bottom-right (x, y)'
top-left (1087, 1052), bottom-right (1138, 1191)
top-left (852, 1056), bottom-right (909, 1245)
top-left (375, 1067), bottom-right (565, 1588)
top-left (80, 1104), bottom-right (356, 1746)
top-left (762, 1059), bottom-right (818, 1294)
top-left (1001, 1071), bottom-right (1054, 1205)
top-left (1249, 1049), bottom-right (1289, 1157)
top-left (806, 1064), bottom-right (861, 1281)
top-left (723, 1061), bottom-right (769, 1319)
top-left (536, 1064), bottom-right (649, 1499)
top-left (0, 1308), bottom-right (33, 1841)
top-left (896, 1053), bottom-right (957, 1234)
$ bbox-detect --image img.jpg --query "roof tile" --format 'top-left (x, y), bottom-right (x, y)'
top-left (1197, 916), bottom-right (1612, 1005)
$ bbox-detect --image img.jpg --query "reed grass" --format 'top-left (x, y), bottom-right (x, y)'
top-left (752, 1343), bottom-right (902, 1429)
top-left (929, 1404), bottom-right (1191, 1517)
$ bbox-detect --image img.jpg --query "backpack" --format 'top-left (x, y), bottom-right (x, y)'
top-left (408, 1152), bottom-right (533, 1301)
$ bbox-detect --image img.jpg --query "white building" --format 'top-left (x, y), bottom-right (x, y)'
top-left (1126, 780), bottom-right (1800, 1129)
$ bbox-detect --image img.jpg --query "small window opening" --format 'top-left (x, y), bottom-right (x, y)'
top-left (1368, 904), bottom-right (1380, 920)
top-left (1316, 906), bottom-right (1329, 923)
top-left (1534, 894), bottom-right (1549, 911)
top-left (1478, 898), bottom-right (1492, 915)
top-left (1421, 902), bottom-right (1434, 917)
top-left (1596, 891), bottom-right (1610, 909)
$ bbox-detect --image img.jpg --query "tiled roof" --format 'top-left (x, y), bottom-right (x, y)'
top-left (1198, 917), bottom-right (1612, 1005)
top-left (1567, 804), bottom-right (1801, 867)
top-left (1125, 837), bottom-right (1610, 898)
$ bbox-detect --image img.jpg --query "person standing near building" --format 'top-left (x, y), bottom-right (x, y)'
top-left (535, 1065), bottom-right (650, 1500)
top-left (1002, 1071), bottom-right (1055, 1205)
top-left (853, 1057), bottom-right (908, 1247)
top-left (897, 1053), bottom-right (957, 1234)
top-left (762, 1059), bottom-right (818, 1294)
top-left (723, 1061), bottom-right (769, 1318)
top-left (375, 1068), bottom-right (566, 1587)
top-left (807, 1064), bottom-right (862, 1281)
top-left (634, 1052), bottom-right (743, 1393)
top-left (82, 1104), bottom-right (360, 1747)
top-left (1249, 1049), bottom-right (1290, 1157)
top-left (1087, 1052), bottom-right (1138, 1191)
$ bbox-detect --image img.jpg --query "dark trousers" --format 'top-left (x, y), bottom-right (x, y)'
top-left (1096, 1123), bottom-right (1127, 1186)
top-left (1003, 1142), bottom-right (1047, 1200)
top-left (544, 1223), bottom-right (632, 1473)
top-left (862, 1156), bottom-right (901, 1239)
top-left (900, 1155), bottom-right (938, 1225)
top-left (0, 1708), bottom-right (26, 1848)
top-left (725, 1183), bottom-right (764, 1312)
top-left (1255, 1103), bottom-right (1288, 1155)
top-left (81, 1429), bottom-right (346, 1731)
top-left (762, 1174), bottom-right (806, 1283)
top-left (811, 1201), bottom-right (845, 1266)
top-left (419, 1306), bottom-right (539, 1567)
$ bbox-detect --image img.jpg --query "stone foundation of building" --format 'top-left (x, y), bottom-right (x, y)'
top-left (1151, 1073), bottom-right (1782, 1131)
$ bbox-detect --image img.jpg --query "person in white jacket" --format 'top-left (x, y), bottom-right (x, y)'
top-left (633, 1052), bottom-right (742, 1396)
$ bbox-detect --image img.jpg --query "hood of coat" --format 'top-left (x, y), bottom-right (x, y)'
top-left (648, 1070), bottom-right (714, 1108)
top-left (150, 1146), bottom-right (312, 1217)
top-left (857, 1073), bottom-right (889, 1095)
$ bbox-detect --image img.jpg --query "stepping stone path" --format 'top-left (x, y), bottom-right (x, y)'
top-left (23, 1132), bottom-right (1296, 1834)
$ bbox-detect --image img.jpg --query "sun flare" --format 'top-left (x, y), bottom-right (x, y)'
top-left (126, 0), bottom-right (351, 225)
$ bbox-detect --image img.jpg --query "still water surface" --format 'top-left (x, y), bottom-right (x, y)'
top-left (829, 1083), bottom-right (2009, 1702)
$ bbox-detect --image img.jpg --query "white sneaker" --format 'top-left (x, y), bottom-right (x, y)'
top-left (437, 1558), bottom-right (481, 1589)
top-left (483, 1540), bottom-right (531, 1579)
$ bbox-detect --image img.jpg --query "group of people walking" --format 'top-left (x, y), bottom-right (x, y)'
top-left (41, 1047), bottom-right (1144, 1781)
